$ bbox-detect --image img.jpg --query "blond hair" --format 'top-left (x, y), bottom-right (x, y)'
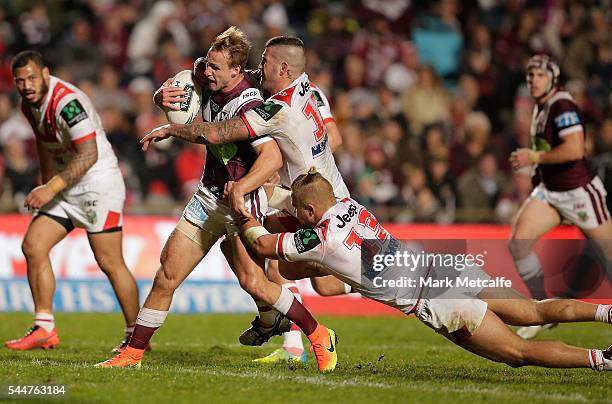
top-left (291, 167), bottom-right (335, 205)
top-left (209, 26), bottom-right (251, 70)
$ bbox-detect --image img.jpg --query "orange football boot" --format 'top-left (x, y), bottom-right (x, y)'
top-left (111, 334), bottom-right (151, 353)
top-left (5, 326), bottom-right (60, 350)
top-left (308, 326), bottom-right (338, 372)
top-left (94, 346), bottom-right (144, 368)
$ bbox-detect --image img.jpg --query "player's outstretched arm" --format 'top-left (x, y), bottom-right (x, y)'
top-left (140, 117), bottom-right (251, 151)
top-left (239, 216), bottom-right (279, 259)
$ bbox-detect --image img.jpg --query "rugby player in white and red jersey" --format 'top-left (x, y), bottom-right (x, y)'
top-left (96, 29), bottom-right (339, 373)
top-left (240, 65), bottom-right (350, 364)
top-left (5, 51), bottom-right (140, 352)
top-left (140, 36), bottom-right (351, 368)
top-left (239, 169), bottom-right (612, 372)
top-left (509, 54), bottom-right (612, 339)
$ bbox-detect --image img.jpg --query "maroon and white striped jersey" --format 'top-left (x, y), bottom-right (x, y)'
top-left (530, 90), bottom-right (593, 191)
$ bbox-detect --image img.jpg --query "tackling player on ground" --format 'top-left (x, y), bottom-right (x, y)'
top-left (509, 54), bottom-right (612, 339)
top-left (4, 51), bottom-right (140, 352)
top-left (240, 168), bottom-right (612, 372)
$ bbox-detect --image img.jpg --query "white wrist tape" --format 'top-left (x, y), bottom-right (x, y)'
top-left (244, 226), bottom-right (270, 245)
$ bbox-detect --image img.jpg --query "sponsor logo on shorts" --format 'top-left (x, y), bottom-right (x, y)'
top-left (60, 99), bottom-right (88, 128)
top-left (578, 211), bottom-right (588, 222)
top-left (187, 198), bottom-right (209, 222)
top-left (294, 228), bottom-right (321, 253)
top-left (86, 210), bottom-right (97, 224)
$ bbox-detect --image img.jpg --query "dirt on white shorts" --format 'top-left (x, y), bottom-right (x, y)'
top-left (413, 263), bottom-right (490, 335)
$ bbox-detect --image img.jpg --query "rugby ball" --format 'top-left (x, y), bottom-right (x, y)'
top-left (164, 70), bottom-right (202, 124)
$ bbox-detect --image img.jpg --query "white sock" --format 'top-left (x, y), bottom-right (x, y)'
top-left (595, 305), bottom-right (612, 324)
top-left (515, 252), bottom-right (542, 280)
top-left (272, 286), bottom-right (294, 315)
top-left (344, 282), bottom-right (353, 294)
top-left (125, 325), bottom-right (135, 336)
top-left (282, 283), bottom-right (304, 353)
top-left (135, 307), bottom-right (168, 328)
top-left (589, 349), bottom-right (605, 371)
top-left (34, 312), bottom-right (55, 332)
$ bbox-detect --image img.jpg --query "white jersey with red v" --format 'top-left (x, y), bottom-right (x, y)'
top-left (274, 198), bottom-right (424, 310)
top-left (240, 73), bottom-right (349, 198)
top-left (20, 75), bottom-right (118, 183)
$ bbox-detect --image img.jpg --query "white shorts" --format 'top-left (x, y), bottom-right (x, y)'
top-left (38, 169), bottom-right (125, 233)
top-left (412, 263), bottom-right (490, 335)
top-left (415, 297), bottom-right (488, 335)
top-left (531, 176), bottom-right (610, 229)
top-left (182, 185), bottom-right (268, 238)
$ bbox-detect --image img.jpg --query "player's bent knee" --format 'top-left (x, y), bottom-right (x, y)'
top-left (21, 238), bottom-right (47, 262)
top-left (94, 252), bottom-right (123, 275)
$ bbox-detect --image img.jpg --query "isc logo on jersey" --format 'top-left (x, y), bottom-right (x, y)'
top-left (164, 70), bottom-right (203, 124)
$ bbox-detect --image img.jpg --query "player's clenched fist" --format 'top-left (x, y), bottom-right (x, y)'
top-left (510, 148), bottom-right (540, 170)
top-left (224, 181), bottom-right (250, 217)
top-left (24, 185), bottom-right (55, 209)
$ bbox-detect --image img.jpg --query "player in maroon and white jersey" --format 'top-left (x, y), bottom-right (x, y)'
top-left (139, 36), bottom-right (351, 363)
top-left (509, 54), bottom-right (612, 339)
top-left (4, 51), bottom-right (140, 352)
top-left (97, 29), bottom-right (338, 373)
top-left (239, 169), bottom-right (612, 372)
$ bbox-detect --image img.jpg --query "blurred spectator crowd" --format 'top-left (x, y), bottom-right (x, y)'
top-left (0, 0), bottom-right (610, 223)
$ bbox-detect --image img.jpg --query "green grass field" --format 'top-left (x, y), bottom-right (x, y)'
top-left (0, 312), bottom-right (610, 403)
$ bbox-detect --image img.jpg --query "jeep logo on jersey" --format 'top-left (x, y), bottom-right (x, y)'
top-left (60, 100), bottom-right (88, 128)
top-left (179, 84), bottom-right (195, 112)
top-left (336, 204), bottom-right (357, 228)
top-left (298, 81), bottom-right (310, 96)
top-left (253, 102), bottom-right (282, 121)
top-left (294, 228), bottom-right (321, 253)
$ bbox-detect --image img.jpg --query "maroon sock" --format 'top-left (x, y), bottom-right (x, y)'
top-left (285, 298), bottom-right (318, 335)
top-left (128, 324), bottom-right (156, 350)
